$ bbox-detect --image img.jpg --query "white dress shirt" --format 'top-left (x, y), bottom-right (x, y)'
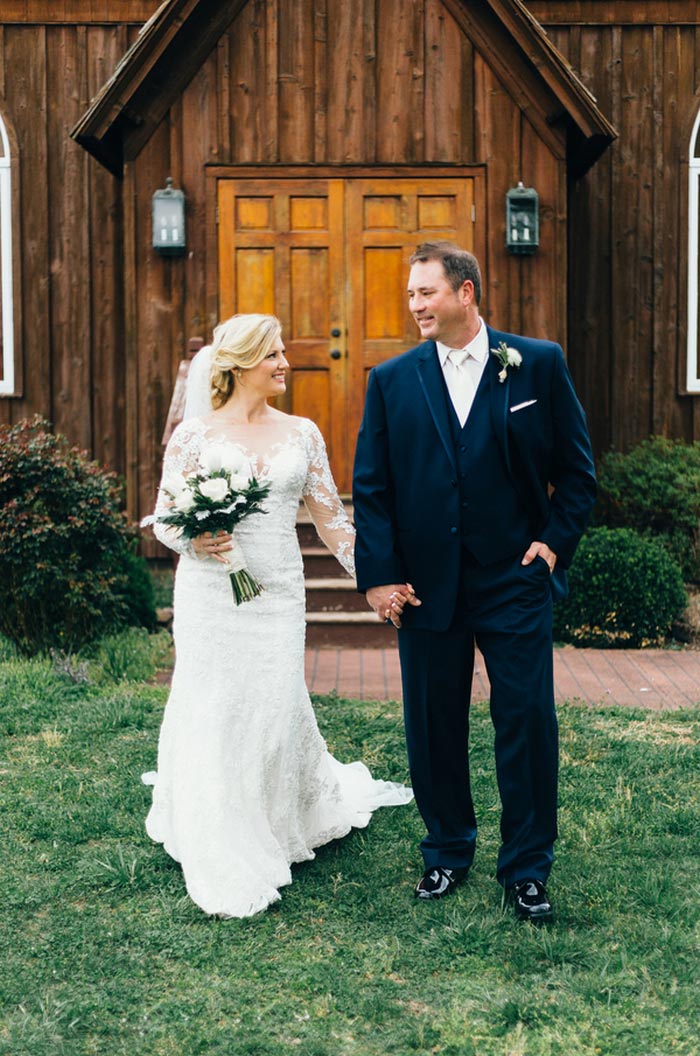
top-left (437, 318), bottom-right (489, 426)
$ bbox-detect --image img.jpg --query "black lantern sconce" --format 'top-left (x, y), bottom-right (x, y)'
top-left (152, 177), bottom-right (186, 256)
top-left (505, 182), bottom-right (539, 255)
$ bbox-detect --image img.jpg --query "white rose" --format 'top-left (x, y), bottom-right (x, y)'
top-left (199, 444), bottom-right (248, 476)
top-left (161, 472), bottom-right (186, 498)
top-left (506, 347), bottom-right (522, 367)
top-left (173, 488), bottom-right (196, 512)
top-left (220, 447), bottom-right (249, 475)
top-left (199, 477), bottom-right (229, 503)
top-left (199, 445), bottom-right (224, 473)
top-left (229, 471), bottom-right (250, 491)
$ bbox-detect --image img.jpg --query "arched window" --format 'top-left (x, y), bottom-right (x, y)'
top-left (687, 109), bottom-right (700, 392)
top-left (0, 110), bottom-right (17, 396)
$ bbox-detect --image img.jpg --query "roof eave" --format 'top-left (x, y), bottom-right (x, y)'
top-left (491, 0), bottom-right (617, 159)
top-left (70, 0), bottom-right (246, 176)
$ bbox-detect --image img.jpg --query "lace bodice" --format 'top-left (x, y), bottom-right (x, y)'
top-left (150, 415), bottom-right (355, 577)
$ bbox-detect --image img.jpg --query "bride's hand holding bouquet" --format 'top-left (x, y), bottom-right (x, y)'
top-left (149, 443), bottom-right (270, 604)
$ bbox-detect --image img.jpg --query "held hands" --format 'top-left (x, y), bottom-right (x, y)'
top-left (366, 583), bottom-right (422, 629)
top-left (192, 530), bottom-right (233, 564)
top-left (521, 541), bottom-right (557, 574)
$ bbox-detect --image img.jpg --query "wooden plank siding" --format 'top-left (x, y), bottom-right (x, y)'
top-left (15, 0), bottom-right (700, 546)
top-left (540, 14), bottom-right (700, 453)
top-left (0, 22), bottom-right (137, 479)
top-left (1, 25), bottom-right (51, 430)
top-left (130, 0), bottom-right (572, 551)
top-left (87, 25), bottom-right (128, 473)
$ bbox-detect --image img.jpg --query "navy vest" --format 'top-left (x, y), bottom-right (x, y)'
top-left (443, 361), bottom-right (532, 564)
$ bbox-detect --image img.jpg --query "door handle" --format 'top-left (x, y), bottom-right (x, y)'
top-left (330, 349), bottom-right (342, 360)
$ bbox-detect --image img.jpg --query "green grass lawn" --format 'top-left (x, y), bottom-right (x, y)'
top-left (1, 632), bottom-right (700, 1055)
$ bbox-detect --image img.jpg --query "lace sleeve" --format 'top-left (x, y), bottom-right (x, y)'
top-left (302, 422), bottom-right (356, 577)
top-left (145, 421), bottom-right (203, 558)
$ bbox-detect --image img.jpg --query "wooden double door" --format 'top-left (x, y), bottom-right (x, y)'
top-left (218, 174), bottom-right (477, 491)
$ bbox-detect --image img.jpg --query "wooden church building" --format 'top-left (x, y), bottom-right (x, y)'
top-left (1, 0), bottom-right (699, 551)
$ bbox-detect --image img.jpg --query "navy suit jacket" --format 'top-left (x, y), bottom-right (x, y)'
top-left (352, 326), bottom-right (597, 631)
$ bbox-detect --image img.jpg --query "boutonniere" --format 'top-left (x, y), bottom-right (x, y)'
top-left (491, 341), bottom-right (522, 383)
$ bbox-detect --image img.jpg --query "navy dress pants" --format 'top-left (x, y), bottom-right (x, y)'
top-left (397, 550), bottom-right (557, 886)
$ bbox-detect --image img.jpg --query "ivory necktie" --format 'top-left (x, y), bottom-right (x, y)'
top-left (446, 348), bottom-right (475, 427)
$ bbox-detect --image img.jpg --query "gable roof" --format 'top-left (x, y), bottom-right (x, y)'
top-left (71, 0), bottom-right (247, 176)
top-left (443, 0), bottom-right (615, 176)
top-left (71, 0), bottom-right (615, 179)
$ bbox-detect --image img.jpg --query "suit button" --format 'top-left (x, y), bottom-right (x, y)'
top-left (450, 526), bottom-right (458, 534)
top-left (459, 445), bottom-right (467, 453)
top-left (451, 479), bottom-right (457, 487)
top-left (461, 501), bottom-right (468, 508)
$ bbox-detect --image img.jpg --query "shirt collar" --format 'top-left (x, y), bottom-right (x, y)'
top-left (436, 317), bottom-right (488, 366)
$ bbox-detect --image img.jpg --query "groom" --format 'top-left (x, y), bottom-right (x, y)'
top-left (352, 242), bottom-right (596, 921)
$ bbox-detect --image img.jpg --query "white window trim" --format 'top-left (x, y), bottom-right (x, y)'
top-left (687, 108), bottom-right (700, 392)
top-left (0, 113), bottom-right (15, 396)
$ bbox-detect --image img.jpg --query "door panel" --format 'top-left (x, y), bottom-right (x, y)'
top-left (218, 179), bottom-right (347, 484)
top-left (345, 178), bottom-right (475, 456)
top-left (218, 175), bottom-right (475, 492)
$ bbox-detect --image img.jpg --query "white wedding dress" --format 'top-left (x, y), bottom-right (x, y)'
top-left (144, 414), bottom-right (412, 917)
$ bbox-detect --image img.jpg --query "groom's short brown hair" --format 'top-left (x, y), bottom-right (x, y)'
top-left (409, 241), bottom-right (482, 305)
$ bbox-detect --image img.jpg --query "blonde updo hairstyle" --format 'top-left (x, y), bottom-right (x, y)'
top-left (209, 313), bottom-right (283, 409)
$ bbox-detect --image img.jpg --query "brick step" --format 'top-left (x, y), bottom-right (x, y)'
top-left (305, 611), bottom-right (395, 648)
top-left (301, 547), bottom-right (351, 578)
top-left (158, 604), bottom-right (392, 648)
top-left (296, 500), bottom-right (354, 550)
top-left (305, 577), bottom-right (366, 612)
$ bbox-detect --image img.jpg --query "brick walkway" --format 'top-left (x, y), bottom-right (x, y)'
top-left (304, 646), bottom-right (700, 709)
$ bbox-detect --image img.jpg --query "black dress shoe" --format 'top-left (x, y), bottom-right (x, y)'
top-left (414, 866), bottom-right (467, 900)
top-left (508, 878), bottom-right (553, 922)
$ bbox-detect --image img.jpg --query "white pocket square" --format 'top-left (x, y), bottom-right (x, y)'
top-left (509, 399), bottom-right (538, 413)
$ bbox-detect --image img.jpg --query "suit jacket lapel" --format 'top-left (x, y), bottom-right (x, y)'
top-left (415, 342), bottom-right (457, 473)
top-left (486, 326), bottom-right (514, 480)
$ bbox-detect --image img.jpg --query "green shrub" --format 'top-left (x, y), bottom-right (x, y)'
top-left (596, 437), bottom-right (700, 581)
top-left (122, 549), bottom-right (158, 631)
top-left (148, 562), bottom-right (174, 609)
top-left (0, 416), bottom-right (156, 656)
top-left (554, 527), bottom-right (687, 647)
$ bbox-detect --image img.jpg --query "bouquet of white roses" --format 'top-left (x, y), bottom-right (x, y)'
top-left (150, 444), bottom-right (271, 604)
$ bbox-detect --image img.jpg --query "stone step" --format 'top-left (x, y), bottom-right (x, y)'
top-left (157, 599), bottom-right (390, 648)
top-left (301, 547), bottom-right (351, 578)
top-left (305, 577), bottom-right (366, 613)
top-left (296, 499), bottom-right (388, 643)
top-left (305, 610), bottom-right (395, 648)
top-left (296, 500), bottom-right (354, 549)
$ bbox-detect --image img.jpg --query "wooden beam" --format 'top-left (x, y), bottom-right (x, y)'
top-left (492, 0), bottom-right (617, 141)
top-left (0, 1), bottom-right (158, 21)
top-left (122, 162), bottom-right (139, 519)
top-left (528, 2), bottom-right (700, 25)
top-left (444, 0), bottom-right (615, 174)
top-left (443, 0), bottom-right (568, 160)
top-left (71, 0), bottom-right (247, 175)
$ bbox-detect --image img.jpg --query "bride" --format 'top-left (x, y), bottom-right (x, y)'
top-left (143, 313), bottom-right (413, 917)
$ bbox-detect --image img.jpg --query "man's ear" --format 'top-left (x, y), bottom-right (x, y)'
top-left (460, 279), bottom-right (475, 307)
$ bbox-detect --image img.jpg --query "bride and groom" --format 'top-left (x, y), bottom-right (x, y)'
top-left (144, 242), bottom-right (595, 922)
